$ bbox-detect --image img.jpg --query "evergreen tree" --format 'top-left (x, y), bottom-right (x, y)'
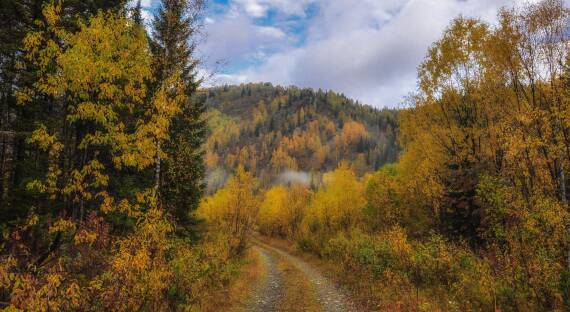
top-left (151, 0), bottom-right (206, 229)
top-left (132, 0), bottom-right (143, 26)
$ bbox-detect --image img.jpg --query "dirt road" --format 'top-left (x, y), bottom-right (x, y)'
top-left (244, 239), bottom-right (357, 312)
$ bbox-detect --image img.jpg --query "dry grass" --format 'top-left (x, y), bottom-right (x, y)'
top-left (202, 247), bottom-right (265, 312)
top-left (255, 235), bottom-right (453, 311)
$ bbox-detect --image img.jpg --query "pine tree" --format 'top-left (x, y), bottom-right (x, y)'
top-left (132, 0), bottom-right (143, 25)
top-left (151, 0), bottom-right (206, 229)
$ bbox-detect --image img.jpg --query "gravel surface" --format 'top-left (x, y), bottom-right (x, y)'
top-left (247, 245), bottom-right (284, 312)
top-left (251, 240), bottom-right (358, 312)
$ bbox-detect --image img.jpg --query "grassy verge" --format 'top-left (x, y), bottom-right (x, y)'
top-left (258, 231), bottom-right (496, 311)
top-left (202, 247), bottom-right (264, 312)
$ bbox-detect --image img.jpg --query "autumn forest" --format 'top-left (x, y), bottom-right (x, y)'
top-left (1, 0), bottom-right (570, 311)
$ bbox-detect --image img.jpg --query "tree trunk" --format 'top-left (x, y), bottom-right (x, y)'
top-left (561, 161), bottom-right (567, 203)
top-left (561, 159), bottom-right (570, 270)
top-left (154, 140), bottom-right (161, 201)
top-left (558, 156), bottom-right (570, 270)
top-left (0, 130), bottom-right (14, 204)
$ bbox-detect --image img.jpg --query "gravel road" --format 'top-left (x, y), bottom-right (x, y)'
top-left (247, 245), bottom-right (284, 312)
top-left (246, 240), bottom-right (357, 312)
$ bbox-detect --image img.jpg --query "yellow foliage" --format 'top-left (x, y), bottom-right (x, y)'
top-left (258, 185), bottom-right (289, 236)
top-left (206, 109), bottom-right (241, 151)
top-left (270, 145), bottom-right (298, 173)
top-left (258, 184), bottom-right (311, 239)
top-left (333, 120), bottom-right (368, 159)
top-left (198, 165), bottom-right (259, 255)
top-left (304, 163), bottom-right (365, 234)
top-left (73, 229), bottom-right (98, 246)
top-left (365, 170), bottom-right (402, 228)
top-left (396, 2), bottom-right (570, 309)
top-left (99, 208), bottom-right (173, 311)
top-left (20, 6), bottom-right (162, 210)
top-left (5, 271), bottom-right (84, 312)
top-left (48, 219), bottom-right (76, 235)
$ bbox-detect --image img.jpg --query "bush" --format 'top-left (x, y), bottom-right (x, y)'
top-left (168, 233), bottom-right (241, 310)
top-left (315, 228), bottom-right (494, 310)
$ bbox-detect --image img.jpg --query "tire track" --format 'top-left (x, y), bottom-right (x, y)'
top-left (251, 240), bottom-right (358, 312)
top-left (247, 245), bottom-right (283, 312)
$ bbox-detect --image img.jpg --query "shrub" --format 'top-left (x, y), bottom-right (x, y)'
top-left (168, 233), bottom-right (241, 310)
top-left (316, 228), bottom-right (494, 310)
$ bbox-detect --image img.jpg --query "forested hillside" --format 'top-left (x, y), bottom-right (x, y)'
top-left (197, 84), bottom-right (398, 190)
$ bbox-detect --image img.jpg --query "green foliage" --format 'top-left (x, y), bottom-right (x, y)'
top-left (318, 227), bottom-right (494, 311)
top-left (152, 0), bottom-right (207, 231)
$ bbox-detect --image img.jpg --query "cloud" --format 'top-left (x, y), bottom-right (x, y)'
top-left (140, 0), bottom-right (154, 8)
top-left (202, 0), bottom-right (542, 108)
top-left (201, 10), bottom-right (289, 67)
top-left (277, 170), bottom-right (311, 186)
top-left (234, 0), bottom-right (266, 17)
top-left (233, 0), bottom-right (314, 17)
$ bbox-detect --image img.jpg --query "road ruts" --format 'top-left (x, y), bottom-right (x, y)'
top-left (251, 240), bottom-right (358, 312)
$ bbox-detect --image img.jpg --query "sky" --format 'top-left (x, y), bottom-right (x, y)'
top-left (138, 0), bottom-right (544, 108)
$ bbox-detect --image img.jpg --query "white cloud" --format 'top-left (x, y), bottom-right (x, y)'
top-left (233, 0), bottom-right (314, 17)
top-left (201, 10), bottom-right (290, 67)
top-left (277, 170), bottom-right (311, 185)
top-left (202, 0), bottom-right (553, 108)
top-left (258, 26), bottom-right (286, 39)
top-left (140, 0), bottom-right (154, 8)
top-left (235, 0), bottom-right (267, 17)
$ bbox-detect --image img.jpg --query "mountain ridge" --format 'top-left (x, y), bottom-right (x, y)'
top-left (195, 83), bottom-right (399, 191)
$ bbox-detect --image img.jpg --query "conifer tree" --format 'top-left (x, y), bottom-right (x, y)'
top-left (132, 0), bottom-right (143, 26)
top-left (151, 0), bottom-right (206, 228)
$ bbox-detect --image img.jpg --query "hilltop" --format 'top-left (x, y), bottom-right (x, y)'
top-left (195, 83), bottom-right (399, 190)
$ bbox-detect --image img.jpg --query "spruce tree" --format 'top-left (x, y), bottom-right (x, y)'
top-left (151, 0), bottom-right (206, 230)
top-left (132, 0), bottom-right (143, 26)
